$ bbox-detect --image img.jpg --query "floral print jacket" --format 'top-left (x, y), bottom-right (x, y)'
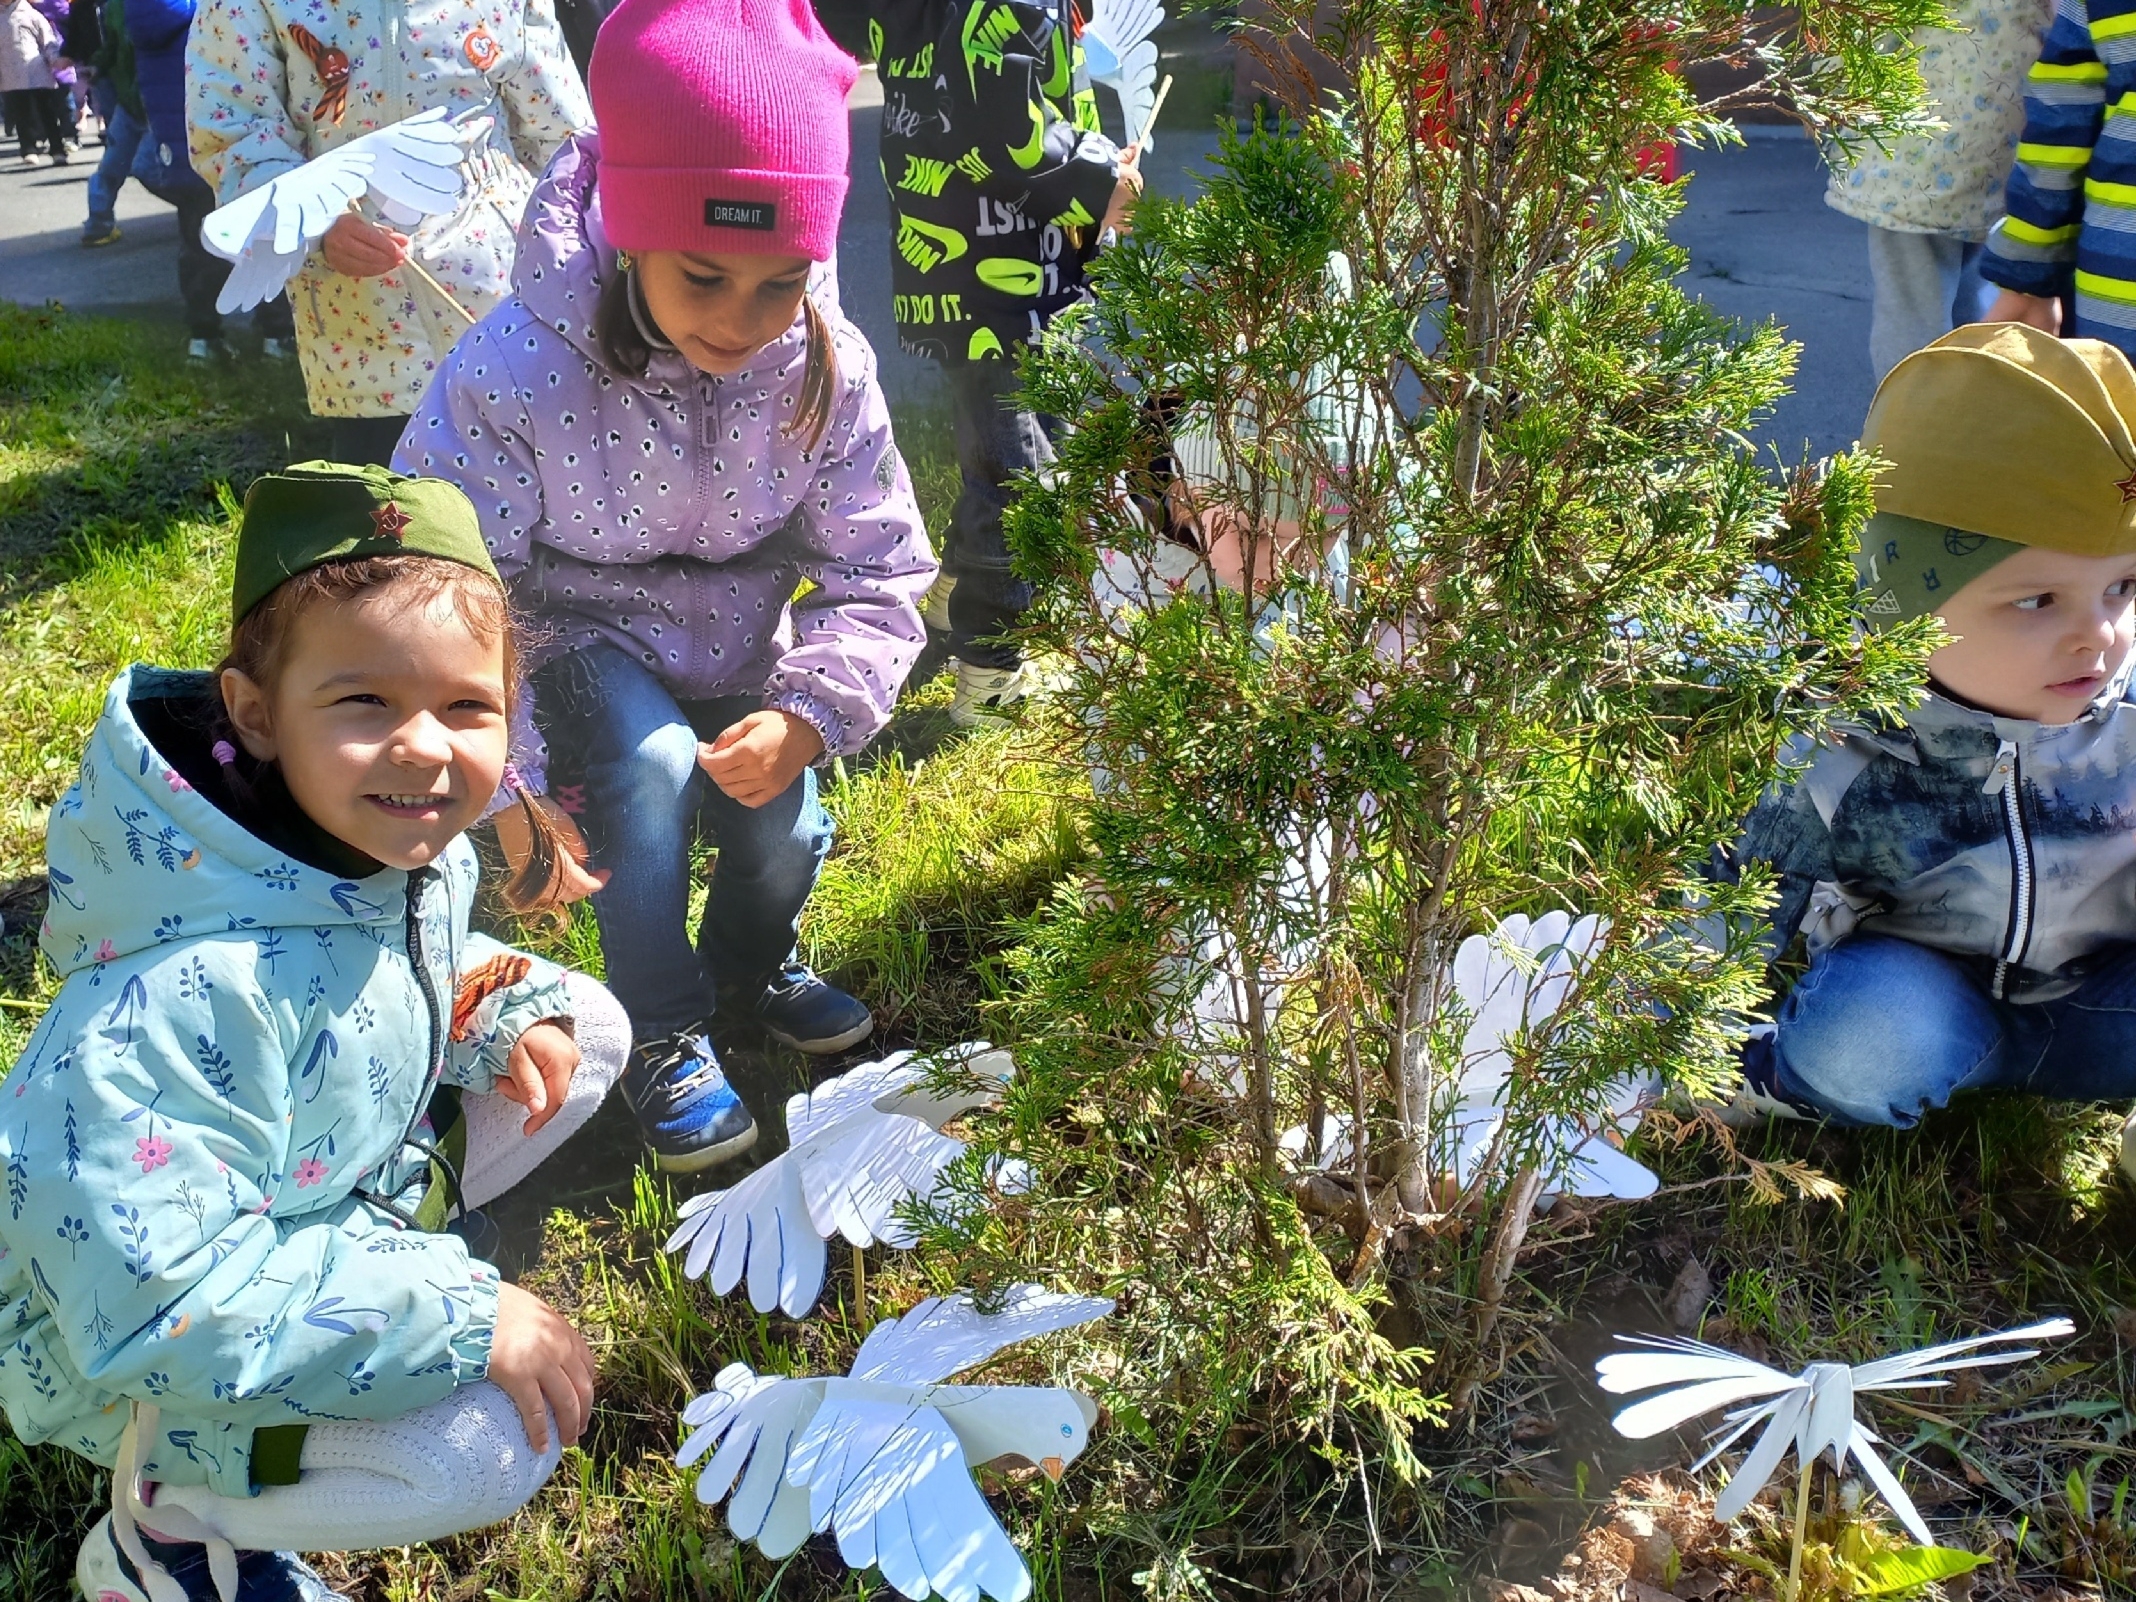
top-left (1824, 0), bottom-right (2051, 238)
top-left (186, 0), bottom-right (591, 417)
top-left (0, 667), bottom-right (572, 1495)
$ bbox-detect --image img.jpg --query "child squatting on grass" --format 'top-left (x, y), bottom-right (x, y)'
top-left (1722, 322), bottom-right (2136, 1160)
top-left (395, 0), bottom-right (936, 1175)
top-left (0, 464), bottom-right (626, 1602)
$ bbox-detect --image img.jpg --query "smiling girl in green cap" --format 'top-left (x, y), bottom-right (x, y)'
top-left (0, 463), bottom-right (625, 1602)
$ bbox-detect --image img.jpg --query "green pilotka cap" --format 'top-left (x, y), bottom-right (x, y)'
top-left (232, 461), bottom-right (499, 624)
top-left (1853, 513), bottom-right (2026, 629)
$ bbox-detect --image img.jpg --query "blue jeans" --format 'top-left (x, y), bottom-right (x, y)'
top-left (944, 358), bottom-right (1052, 670)
top-left (531, 643), bottom-right (834, 1041)
top-left (1763, 935), bottom-right (2136, 1126)
top-left (87, 99), bottom-right (143, 229)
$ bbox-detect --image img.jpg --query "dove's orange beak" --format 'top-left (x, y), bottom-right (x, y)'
top-left (1040, 1456), bottom-right (1065, 1482)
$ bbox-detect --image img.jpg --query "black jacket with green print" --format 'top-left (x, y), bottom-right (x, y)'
top-left (870, 0), bottom-right (1124, 365)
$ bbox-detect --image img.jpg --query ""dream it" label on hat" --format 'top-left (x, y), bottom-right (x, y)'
top-left (706, 199), bottom-right (778, 231)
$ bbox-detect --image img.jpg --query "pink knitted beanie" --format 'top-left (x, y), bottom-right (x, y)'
top-left (589, 0), bottom-right (857, 260)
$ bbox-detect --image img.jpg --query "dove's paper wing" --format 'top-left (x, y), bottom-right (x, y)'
top-left (1597, 1336), bottom-right (1798, 1395)
top-left (850, 1286), bottom-right (1115, 1385)
top-left (805, 1115), bottom-right (968, 1248)
top-left (1846, 1421), bottom-right (1935, 1545)
top-left (787, 1051), bottom-right (923, 1145)
top-left (1558, 1129), bottom-right (1659, 1200)
top-left (681, 1369), bottom-right (824, 1546)
top-left (213, 236), bottom-right (308, 313)
top-left (1849, 1316), bottom-right (2075, 1390)
top-left (1082, 0), bottom-right (1164, 147)
top-left (1609, 1370), bottom-right (1806, 1438)
top-left (664, 1152), bottom-right (829, 1316)
top-left (1711, 1386), bottom-right (1813, 1525)
top-left (794, 1397), bottom-right (1033, 1602)
top-left (358, 106), bottom-right (481, 218)
top-left (1453, 922), bottom-right (1527, 1094)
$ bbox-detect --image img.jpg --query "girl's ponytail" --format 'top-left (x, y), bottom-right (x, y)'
top-left (786, 293), bottom-right (838, 456)
top-left (498, 784), bottom-right (580, 920)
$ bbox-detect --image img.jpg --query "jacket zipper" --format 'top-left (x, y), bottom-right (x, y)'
top-left (1982, 736), bottom-right (2034, 1000)
top-left (382, 866), bottom-right (446, 1199)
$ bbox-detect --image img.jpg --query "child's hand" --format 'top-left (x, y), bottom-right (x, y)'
top-left (697, 710), bottom-right (825, 808)
top-left (487, 1283), bottom-right (595, 1452)
top-left (1101, 146), bottom-right (1145, 239)
top-left (1985, 288), bottom-right (2061, 335)
top-left (499, 1021), bottom-right (579, 1136)
top-left (322, 212), bottom-right (411, 279)
top-left (494, 795), bottom-right (609, 909)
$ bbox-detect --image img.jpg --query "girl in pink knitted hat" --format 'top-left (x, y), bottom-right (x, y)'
top-left (397, 0), bottom-right (937, 1175)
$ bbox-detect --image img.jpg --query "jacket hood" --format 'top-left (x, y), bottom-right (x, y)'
top-left (41, 666), bottom-right (406, 977)
top-left (514, 133), bottom-right (828, 394)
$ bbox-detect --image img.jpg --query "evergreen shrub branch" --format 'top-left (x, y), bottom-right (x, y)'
top-left (923, 0), bottom-right (1947, 1579)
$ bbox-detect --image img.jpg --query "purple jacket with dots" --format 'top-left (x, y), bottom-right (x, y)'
top-left (395, 132), bottom-right (936, 763)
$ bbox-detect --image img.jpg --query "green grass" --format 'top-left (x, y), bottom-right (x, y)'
top-left (5, 301), bottom-right (2136, 1602)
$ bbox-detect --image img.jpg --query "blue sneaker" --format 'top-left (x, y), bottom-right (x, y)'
top-left (77, 1514), bottom-right (336, 1601)
top-left (737, 964), bottom-right (874, 1055)
top-left (618, 1023), bottom-right (758, 1172)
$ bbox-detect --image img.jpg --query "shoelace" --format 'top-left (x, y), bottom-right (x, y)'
top-left (634, 1036), bottom-right (723, 1106)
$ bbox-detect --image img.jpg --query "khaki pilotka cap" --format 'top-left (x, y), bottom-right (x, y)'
top-left (1856, 323), bottom-right (2136, 627)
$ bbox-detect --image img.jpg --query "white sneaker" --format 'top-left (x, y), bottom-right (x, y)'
top-left (186, 338), bottom-right (221, 362)
top-left (949, 660), bottom-right (1033, 728)
top-left (921, 571), bottom-right (956, 632)
top-left (75, 1514), bottom-right (150, 1602)
top-left (259, 336), bottom-right (292, 360)
top-left (2120, 1107), bottom-right (2136, 1185)
top-left (21, 152), bottom-right (49, 168)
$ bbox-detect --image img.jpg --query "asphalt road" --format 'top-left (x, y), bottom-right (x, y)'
top-left (0, 95), bottom-right (1875, 459)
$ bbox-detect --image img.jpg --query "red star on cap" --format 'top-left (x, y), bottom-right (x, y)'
top-left (370, 501), bottom-right (413, 540)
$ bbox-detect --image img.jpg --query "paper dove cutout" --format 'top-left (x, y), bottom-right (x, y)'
top-left (201, 107), bottom-right (488, 314)
top-left (679, 1285), bottom-right (1113, 1602)
top-left (1597, 1317), bottom-right (2075, 1542)
top-left (664, 1045), bottom-right (1021, 1316)
top-left (1443, 911), bottom-right (1659, 1204)
top-left (1081, 0), bottom-right (1164, 148)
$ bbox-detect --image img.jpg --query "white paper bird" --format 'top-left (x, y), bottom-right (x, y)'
top-left (678, 1285), bottom-right (1112, 1602)
top-left (1442, 911), bottom-right (1659, 1204)
top-left (664, 1045), bottom-right (1021, 1317)
top-left (1081, 0), bottom-right (1165, 149)
top-left (1597, 1317), bottom-right (2076, 1543)
top-left (201, 107), bottom-right (488, 314)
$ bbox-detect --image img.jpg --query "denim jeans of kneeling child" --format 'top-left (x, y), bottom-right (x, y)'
top-left (532, 643), bottom-right (834, 1043)
top-left (1759, 933), bottom-right (2136, 1126)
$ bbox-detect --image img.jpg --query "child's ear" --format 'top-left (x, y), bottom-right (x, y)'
top-left (219, 667), bottom-right (279, 762)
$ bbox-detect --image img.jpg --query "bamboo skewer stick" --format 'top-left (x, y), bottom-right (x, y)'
top-left (1134, 73), bottom-right (1174, 152)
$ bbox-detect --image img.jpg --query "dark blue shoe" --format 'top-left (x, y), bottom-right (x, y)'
top-left (740, 964), bottom-right (874, 1055)
top-left (618, 1023), bottom-right (758, 1172)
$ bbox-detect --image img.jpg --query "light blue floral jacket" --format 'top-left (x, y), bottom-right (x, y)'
top-left (0, 666), bottom-right (571, 1495)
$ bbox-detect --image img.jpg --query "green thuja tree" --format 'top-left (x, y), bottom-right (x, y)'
top-left (933, 0), bottom-right (1945, 1583)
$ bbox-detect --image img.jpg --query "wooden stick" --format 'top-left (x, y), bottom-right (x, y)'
top-left (403, 257), bottom-right (479, 327)
top-left (1134, 73), bottom-right (1175, 151)
top-left (852, 1244), bottom-right (867, 1323)
top-left (344, 199), bottom-right (478, 326)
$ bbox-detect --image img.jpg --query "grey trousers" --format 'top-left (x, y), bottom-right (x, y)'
top-left (1867, 225), bottom-right (1991, 383)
